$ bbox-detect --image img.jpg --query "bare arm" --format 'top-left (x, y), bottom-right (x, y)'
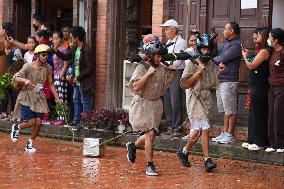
top-left (242, 49), bottom-right (270, 70)
top-left (181, 65), bottom-right (204, 89)
top-left (53, 47), bottom-right (72, 61)
top-left (9, 37), bottom-right (29, 51)
top-left (60, 61), bottom-right (70, 78)
top-left (47, 71), bottom-right (61, 102)
top-left (14, 77), bottom-right (33, 86)
top-left (132, 67), bottom-right (156, 93)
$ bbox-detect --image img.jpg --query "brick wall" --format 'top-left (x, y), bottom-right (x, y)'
top-left (0, 0), bottom-right (12, 23)
top-left (95, 0), bottom-right (109, 108)
top-left (152, 0), bottom-right (169, 40)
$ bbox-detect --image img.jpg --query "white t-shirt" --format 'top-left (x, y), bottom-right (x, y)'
top-left (24, 51), bottom-right (34, 64)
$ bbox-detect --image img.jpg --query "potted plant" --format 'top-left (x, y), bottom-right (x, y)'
top-left (81, 108), bottom-right (130, 131)
top-left (80, 108), bottom-right (130, 157)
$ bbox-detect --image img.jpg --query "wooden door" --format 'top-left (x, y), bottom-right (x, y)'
top-left (208, 0), bottom-right (268, 124)
top-left (180, 0), bottom-right (270, 125)
top-left (14, 0), bottom-right (31, 43)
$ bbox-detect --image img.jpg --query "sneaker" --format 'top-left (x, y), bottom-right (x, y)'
top-left (218, 133), bottom-right (235, 144)
top-left (25, 139), bottom-right (36, 153)
top-left (53, 120), bottom-right (65, 126)
top-left (42, 120), bottom-right (51, 125)
top-left (248, 144), bottom-right (264, 151)
top-left (177, 148), bottom-right (190, 167)
top-left (146, 164), bottom-right (159, 176)
top-left (205, 158), bottom-right (217, 172)
top-left (69, 120), bottom-right (79, 126)
top-left (10, 124), bottom-right (20, 142)
top-left (4, 115), bottom-right (12, 121)
top-left (241, 142), bottom-right (250, 149)
top-left (0, 114), bottom-right (7, 120)
top-left (212, 131), bottom-right (225, 142)
top-left (276, 149), bottom-right (284, 153)
top-left (265, 148), bottom-right (276, 152)
top-left (126, 142), bottom-right (136, 163)
top-left (70, 125), bottom-right (81, 131)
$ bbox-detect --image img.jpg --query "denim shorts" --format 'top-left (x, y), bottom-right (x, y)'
top-left (21, 105), bottom-right (44, 121)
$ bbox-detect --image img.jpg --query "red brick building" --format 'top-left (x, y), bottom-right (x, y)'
top-left (0, 0), bottom-right (283, 125)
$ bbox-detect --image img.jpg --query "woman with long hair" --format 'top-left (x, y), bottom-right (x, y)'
top-left (242, 28), bottom-right (270, 151)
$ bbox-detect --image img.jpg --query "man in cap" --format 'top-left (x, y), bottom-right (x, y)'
top-left (160, 19), bottom-right (187, 137)
top-left (10, 44), bottom-right (61, 153)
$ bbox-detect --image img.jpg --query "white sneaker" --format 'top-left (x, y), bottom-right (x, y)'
top-left (248, 144), bottom-right (264, 151)
top-left (276, 149), bottom-right (284, 153)
top-left (10, 124), bottom-right (20, 142)
top-left (241, 142), bottom-right (250, 149)
top-left (182, 134), bottom-right (191, 140)
top-left (218, 133), bottom-right (235, 144)
top-left (212, 132), bottom-right (225, 142)
top-left (25, 139), bottom-right (37, 153)
top-left (265, 148), bottom-right (276, 152)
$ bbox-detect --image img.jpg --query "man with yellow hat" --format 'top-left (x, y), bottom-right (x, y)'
top-left (10, 44), bottom-right (61, 153)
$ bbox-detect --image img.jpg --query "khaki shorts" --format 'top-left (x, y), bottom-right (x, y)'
top-left (216, 82), bottom-right (238, 115)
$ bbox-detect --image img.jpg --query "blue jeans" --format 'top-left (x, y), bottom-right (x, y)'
top-left (73, 84), bottom-right (91, 122)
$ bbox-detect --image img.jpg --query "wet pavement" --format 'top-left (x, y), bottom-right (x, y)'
top-left (0, 132), bottom-right (283, 189)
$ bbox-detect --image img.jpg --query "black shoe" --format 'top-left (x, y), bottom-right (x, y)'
top-left (146, 164), bottom-right (159, 176)
top-left (70, 125), bottom-right (81, 131)
top-left (171, 127), bottom-right (183, 137)
top-left (177, 148), bottom-right (190, 167)
top-left (126, 142), bottom-right (136, 163)
top-left (205, 158), bottom-right (216, 172)
top-left (69, 120), bottom-right (79, 126)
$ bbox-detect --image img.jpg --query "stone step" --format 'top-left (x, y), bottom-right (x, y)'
top-left (0, 120), bottom-right (282, 166)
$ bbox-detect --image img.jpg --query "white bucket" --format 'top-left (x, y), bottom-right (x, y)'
top-left (83, 138), bottom-right (105, 157)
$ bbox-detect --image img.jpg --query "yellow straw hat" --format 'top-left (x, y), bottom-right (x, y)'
top-left (34, 44), bottom-right (51, 54)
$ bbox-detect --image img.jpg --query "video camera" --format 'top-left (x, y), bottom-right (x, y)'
top-left (127, 33), bottom-right (221, 69)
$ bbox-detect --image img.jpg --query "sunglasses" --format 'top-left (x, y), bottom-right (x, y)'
top-left (40, 53), bottom-right (49, 57)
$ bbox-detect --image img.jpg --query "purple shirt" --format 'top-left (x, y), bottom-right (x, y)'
top-left (53, 46), bottom-right (69, 76)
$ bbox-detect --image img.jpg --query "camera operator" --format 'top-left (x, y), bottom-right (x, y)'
top-left (126, 34), bottom-right (176, 176)
top-left (177, 33), bottom-right (218, 172)
top-left (160, 19), bottom-right (187, 137)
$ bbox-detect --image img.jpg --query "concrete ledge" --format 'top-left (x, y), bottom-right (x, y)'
top-left (0, 120), bottom-right (282, 166)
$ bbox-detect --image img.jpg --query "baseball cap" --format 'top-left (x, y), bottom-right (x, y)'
top-left (160, 19), bottom-right (179, 29)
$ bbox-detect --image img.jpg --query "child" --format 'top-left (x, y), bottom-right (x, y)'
top-left (23, 36), bottom-right (36, 64)
top-left (10, 44), bottom-right (61, 153)
top-left (177, 33), bottom-right (218, 172)
top-left (126, 34), bottom-right (176, 176)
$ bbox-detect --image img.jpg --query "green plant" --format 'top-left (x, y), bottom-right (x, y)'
top-left (0, 73), bottom-right (13, 100)
top-left (55, 102), bottom-right (68, 121)
top-left (80, 108), bottom-right (130, 130)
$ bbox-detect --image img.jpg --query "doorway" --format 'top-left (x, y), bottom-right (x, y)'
top-left (272, 0), bottom-right (284, 28)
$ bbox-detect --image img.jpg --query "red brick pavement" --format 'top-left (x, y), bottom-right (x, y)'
top-left (0, 132), bottom-right (283, 189)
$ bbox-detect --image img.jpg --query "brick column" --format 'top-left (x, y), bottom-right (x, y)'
top-left (95, 0), bottom-right (109, 108)
top-left (152, 0), bottom-right (169, 39)
top-left (0, 0), bottom-right (11, 23)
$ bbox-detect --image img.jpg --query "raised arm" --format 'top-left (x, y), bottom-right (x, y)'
top-left (242, 49), bottom-right (270, 70)
top-left (9, 37), bottom-right (29, 51)
top-left (132, 67), bottom-right (156, 93)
